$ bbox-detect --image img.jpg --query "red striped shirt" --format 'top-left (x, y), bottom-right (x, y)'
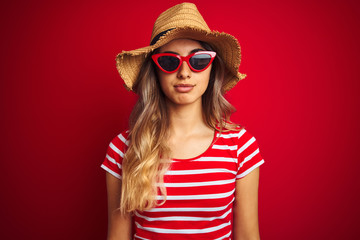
top-left (101, 128), bottom-right (264, 240)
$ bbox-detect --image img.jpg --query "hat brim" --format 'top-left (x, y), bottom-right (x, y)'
top-left (116, 26), bottom-right (246, 92)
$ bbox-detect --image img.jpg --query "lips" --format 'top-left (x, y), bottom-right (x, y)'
top-left (174, 84), bottom-right (195, 93)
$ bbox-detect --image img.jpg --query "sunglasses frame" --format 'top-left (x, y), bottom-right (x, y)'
top-left (152, 51), bottom-right (216, 74)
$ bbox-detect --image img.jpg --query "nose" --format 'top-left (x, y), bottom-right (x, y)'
top-left (177, 60), bottom-right (192, 79)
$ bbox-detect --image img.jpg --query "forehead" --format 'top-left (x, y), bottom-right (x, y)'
top-left (158, 39), bottom-right (203, 54)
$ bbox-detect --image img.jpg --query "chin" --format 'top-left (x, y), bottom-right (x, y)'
top-left (171, 96), bottom-right (202, 106)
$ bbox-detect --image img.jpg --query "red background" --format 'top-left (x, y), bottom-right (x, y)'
top-left (1, 0), bottom-right (359, 239)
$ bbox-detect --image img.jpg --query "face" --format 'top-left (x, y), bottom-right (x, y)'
top-left (155, 39), bottom-right (212, 107)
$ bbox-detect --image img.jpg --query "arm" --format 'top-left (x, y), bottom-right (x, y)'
top-left (233, 167), bottom-right (260, 240)
top-left (106, 172), bottom-right (132, 240)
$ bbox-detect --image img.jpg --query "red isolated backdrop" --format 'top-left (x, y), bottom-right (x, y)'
top-left (1, 0), bottom-right (359, 239)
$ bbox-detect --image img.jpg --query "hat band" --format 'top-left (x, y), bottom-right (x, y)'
top-left (150, 28), bottom-right (175, 45)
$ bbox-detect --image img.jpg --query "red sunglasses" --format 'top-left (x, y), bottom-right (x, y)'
top-left (152, 51), bottom-right (216, 73)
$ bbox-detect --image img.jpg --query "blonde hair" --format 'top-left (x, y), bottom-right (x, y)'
top-left (120, 42), bottom-right (240, 214)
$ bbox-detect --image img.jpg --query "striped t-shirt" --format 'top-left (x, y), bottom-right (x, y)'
top-left (101, 128), bottom-right (264, 240)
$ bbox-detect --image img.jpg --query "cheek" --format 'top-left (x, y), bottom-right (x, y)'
top-left (200, 68), bottom-right (212, 89)
top-left (158, 72), bottom-right (171, 94)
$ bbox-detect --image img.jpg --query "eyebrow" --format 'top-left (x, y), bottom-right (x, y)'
top-left (162, 48), bottom-right (205, 55)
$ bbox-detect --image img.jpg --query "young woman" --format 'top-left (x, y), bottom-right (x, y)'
top-left (101, 3), bottom-right (264, 240)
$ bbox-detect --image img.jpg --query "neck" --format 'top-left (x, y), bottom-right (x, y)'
top-left (166, 100), bottom-right (208, 136)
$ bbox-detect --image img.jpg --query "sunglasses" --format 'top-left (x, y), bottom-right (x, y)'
top-left (152, 51), bottom-right (216, 73)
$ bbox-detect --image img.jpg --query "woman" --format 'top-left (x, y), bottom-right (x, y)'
top-left (101, 3), bottom-right (264, 240)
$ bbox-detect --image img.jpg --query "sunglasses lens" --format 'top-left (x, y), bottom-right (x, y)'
top-left (189, 54), bottom-right (212, 70)
top-left (157, 56), bottom-right (180, 72)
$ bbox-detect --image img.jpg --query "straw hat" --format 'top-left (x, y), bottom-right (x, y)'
top-left (115, 2), bottom-right (246, 92)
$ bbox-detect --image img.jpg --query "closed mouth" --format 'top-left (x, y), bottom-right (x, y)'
top-left (174, 84), bottom-right (195, 87)
top-left (173, 84), bottom-right (196, 93)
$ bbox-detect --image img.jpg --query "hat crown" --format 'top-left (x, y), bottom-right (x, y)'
top-left (150, 3), bottom-right (211, 43)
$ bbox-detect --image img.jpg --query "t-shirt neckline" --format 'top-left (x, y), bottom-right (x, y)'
top-left (171, 129), bottom-right (218, 161)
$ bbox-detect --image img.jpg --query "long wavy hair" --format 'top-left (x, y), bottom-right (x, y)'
top-left (120, 41), bottom-right (240, 214)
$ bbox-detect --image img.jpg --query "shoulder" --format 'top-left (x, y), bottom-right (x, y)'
top-left (216, 127), bottom-right (259, 148)
top-left (110, 129), bottom-right (130, 146)
top-left (216, 126), bottom-right (248, 139)
top-left (107, 129), bottom-right (130, 155)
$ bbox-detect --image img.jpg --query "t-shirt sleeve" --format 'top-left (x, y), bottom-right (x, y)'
top-left (236, 129), bottom-right (265, 179)
top-left (100, 131), bottom-right (129, 179)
